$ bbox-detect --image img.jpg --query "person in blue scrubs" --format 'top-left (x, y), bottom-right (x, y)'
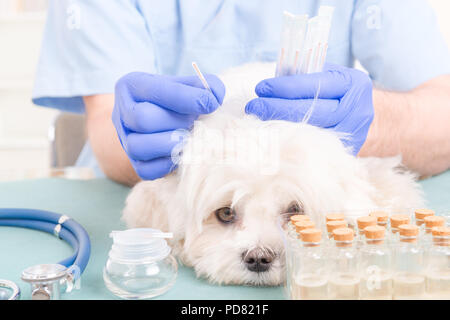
top-left (33, 0), bottom-right (450, 186)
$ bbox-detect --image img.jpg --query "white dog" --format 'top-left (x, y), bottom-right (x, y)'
top-left (122, 63), bottom-right (424, 286)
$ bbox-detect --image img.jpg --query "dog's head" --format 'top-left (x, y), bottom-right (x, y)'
top-left (124, 112), bottom-right (377, 285)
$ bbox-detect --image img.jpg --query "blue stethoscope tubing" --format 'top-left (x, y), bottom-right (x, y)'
top-left (0, 208), bottom-right (90, 277)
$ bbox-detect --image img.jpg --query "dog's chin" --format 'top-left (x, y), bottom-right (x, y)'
top-left (192, 261), bottom-right (285, 286)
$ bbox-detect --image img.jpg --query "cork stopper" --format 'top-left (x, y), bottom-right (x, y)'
top-left (290, 215), bottom-right (310, 224)
top-left (294, 220), bottom-right (315, 233)
top-left (326, 213), bottom-right (345, 222)
top-left (414, 209), bottom-right (435, 220)
top-left (333, 227), bottom-right (354, 247)
top-left (357, 216), bottom-right (377, 231)
top-left (398, 224), bottom-right (419, 242)
top-left (369, 211), bottom-right (389, 223)
top-left (432, 226), bottom-right (450, 247)
top-left (424, 216), bottom-right (445, 232)
top-left (431, 226), bottom-right (450, 237)
top-left (326, 220), bottom-right (347, 233)
top-left (300, 228), bottom-right (322, 243)
top-left (364, 226), bottom-right (386, 243)
top-left (390, 214), bottom-right (410, 229)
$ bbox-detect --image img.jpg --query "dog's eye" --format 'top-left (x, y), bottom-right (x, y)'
top-left (286, 202), bottom-right (303, 214)
top-left (215, 207), bottom-right (236, 224)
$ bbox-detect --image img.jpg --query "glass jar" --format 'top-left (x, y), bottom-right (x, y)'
top-left (355, 216), bottom-right (377, 248)
top-left (329, 227), bottom-right (360, 300)
top-left (103, 228), bottom-right (178, 299)
top-left (425, 226), bottom-right (450, 299)
top-left (392, 224), bottom-right (425, 300)
top-left (291, 228), bottom-right (329, 300)
top-left (359, 226), bottom-right (393, 300)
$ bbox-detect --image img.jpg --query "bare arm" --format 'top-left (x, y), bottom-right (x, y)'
top-left (359, 75), bottom-right (450, 178)
top-left (84, 94), bottom-right (140, 186)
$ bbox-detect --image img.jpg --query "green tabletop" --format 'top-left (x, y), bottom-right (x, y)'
top-left (0, 171), bottom-right (449, 300)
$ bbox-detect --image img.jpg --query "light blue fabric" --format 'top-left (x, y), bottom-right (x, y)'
top-left (32, 0), bottom-right (450, 174)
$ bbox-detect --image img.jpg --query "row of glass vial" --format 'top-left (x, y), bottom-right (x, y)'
top-left (285, 210), bottom-right (449, 300)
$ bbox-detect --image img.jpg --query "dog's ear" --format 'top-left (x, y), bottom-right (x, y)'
top-left (122, 173), bottom-right (179, 232)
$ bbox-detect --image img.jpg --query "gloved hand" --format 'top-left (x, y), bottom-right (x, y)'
top-left (113, 72), bottom-right (225, 180)
top-left (245, 64), bottom-right (374, 155)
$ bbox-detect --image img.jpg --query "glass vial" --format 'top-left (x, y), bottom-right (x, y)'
top-left (329, 228), bottom-right (360, 300)
top-left (291, 228), bottom-right (329, 300)
top-left (389, 214), bottom-right (410, 243)
top-left (414, 209), bottom-right (434, 227)
top-left (392, 224), bottom-right (425, 300)
top-left (326, 220), bottom-right (347, 241)
top-left (356, 216), bottom-right (377, 247)
top-left (422, 216), bottom-right (445, 246)
top-left (369, 211), bottom-right (389, 229)
top-left (425, 226), bottom-right (450, 299)
top-left (359, 226), bottom-right (393, 300)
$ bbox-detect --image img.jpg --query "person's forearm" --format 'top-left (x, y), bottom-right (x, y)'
top-left (359, 75), bottom-right (450, 177)
top-left (84, 94), bottom-right (140, 186)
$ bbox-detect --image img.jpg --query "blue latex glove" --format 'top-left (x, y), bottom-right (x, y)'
top-left (245, 64), bottom-right (374, 155)
top-left (113, 72), bottom-right (225, 180)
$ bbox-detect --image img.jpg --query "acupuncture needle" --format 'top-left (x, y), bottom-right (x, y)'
top-left (192, 62), bottom-right (212, 93)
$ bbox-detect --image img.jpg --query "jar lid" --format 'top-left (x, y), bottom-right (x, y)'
top-left (364, 225), bottom-right (386, 240)
top-left (294, 220), bottom-right (315, 233)
top-left (332, 227), bottom-right (354, 241)
top-left (290, 215), bottom-right (310, 223)
top-left (432, 226), bottom-right (450, 237)
top-left (326, 213), bottom-right (345, 222)
top-left (390, 214), bottom-right (410, 228)
top-left (398, 224), bottom-right (419, 237)
top-left (424, 216), bottom-right (445, 228)
top-left (414, 209), bottom-right (435, 220)
top-left (357, 216), bottom-right (377, 229)
top-left (326, 220), bottom-right (347, 233)
top-left (369, 211), bottom-right (389, 222)
top-left (109, 228), bottom-right (173, 263)
top-left (300, 228), bottom-right (322, 243)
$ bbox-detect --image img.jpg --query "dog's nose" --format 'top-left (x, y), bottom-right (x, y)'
top-left (242, 248), bottom-right (275, 273)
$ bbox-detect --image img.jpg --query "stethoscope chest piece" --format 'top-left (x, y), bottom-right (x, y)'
top-left (21, 264), bottom-right (69, 300)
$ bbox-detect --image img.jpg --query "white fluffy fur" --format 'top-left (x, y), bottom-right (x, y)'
top-left (122, 63), bottom-right (424, 286)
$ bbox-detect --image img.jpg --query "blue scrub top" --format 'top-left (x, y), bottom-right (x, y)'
top-left (32, 0), bottom-right (450, 176)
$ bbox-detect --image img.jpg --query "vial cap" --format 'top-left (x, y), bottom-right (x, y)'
top-left (326, 213), bottom-right (345, 222)
top-left (414, 209), bottom-right (435, 220)
top-left (369, 211), bottom-right (389, 222)
top-left (390, 214), bottom-right (410, 228)
top-left (294, 220), bottom-right (315, 233)
top-left (300, 228), bottom-right (322, 243)
top-left (431, 226), bottom-right (450, 237)
top-left (398, 224), bottom-right (419, 237)
top-left (364, 225), bottom-right (386, 240)
top-left (332, 227), bottom-right (354, 241)
top-left (290, 215), bottom-right (310, 224)
top-left (326, 220), bottom-right (347, 233)
top-left (424, 216), bottom-right (445, 228)
top-left (357, 216), bottom-right (377, 229)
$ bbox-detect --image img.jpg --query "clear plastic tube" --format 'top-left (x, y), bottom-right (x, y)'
top-left (276, 6), bottom-right (334, 77)
top-left (276, 11), bottom-right (308, 77)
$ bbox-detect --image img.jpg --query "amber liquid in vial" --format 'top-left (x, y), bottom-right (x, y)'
top-left (292, 274), bottom-right (328, 300)
top-left (393, 272), bottom-right (426, 300)
top-left (360, 271), bottom-right (393, 300)
top-left (426, 271), bottom-right (450, 299)
top-left (328, 274), bottom-right (360, 300)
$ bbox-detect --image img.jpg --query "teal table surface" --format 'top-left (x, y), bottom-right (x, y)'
top-left (0, 171), bottom-right (449, 300)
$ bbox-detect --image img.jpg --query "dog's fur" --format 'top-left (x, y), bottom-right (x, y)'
top-left (122, 63), bottom-right (424, 286)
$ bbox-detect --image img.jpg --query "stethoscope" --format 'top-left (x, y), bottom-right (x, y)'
top-left (0, 208), bottom-right (91, 300)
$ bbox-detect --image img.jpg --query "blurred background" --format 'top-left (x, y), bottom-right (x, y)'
top-left (0, 0), bottom-right (449, 181)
